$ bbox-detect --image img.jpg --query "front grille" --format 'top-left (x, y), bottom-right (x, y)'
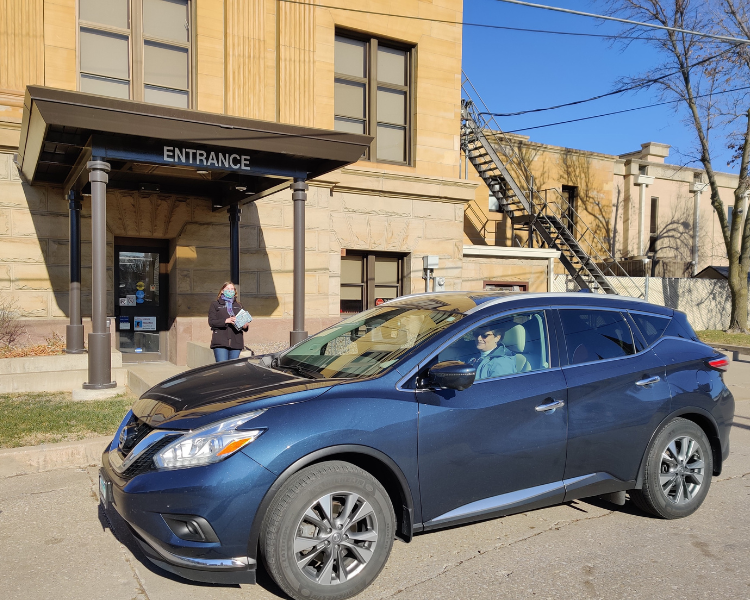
top-left (120, 418), bottom-right (154, 456)
top-left (120, 435), bottom-right (177, 479)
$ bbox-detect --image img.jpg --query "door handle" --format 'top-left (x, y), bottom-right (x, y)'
top-left (535, 399), bottom-right (565, 412)
top-left (636, 375), bottom-right (661, 387)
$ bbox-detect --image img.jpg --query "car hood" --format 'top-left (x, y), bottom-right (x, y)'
top-left (132, 359), bottom-right (335, 429)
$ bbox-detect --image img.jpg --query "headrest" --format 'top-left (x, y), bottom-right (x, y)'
top-left (503, 324), bottom-right (526, 353)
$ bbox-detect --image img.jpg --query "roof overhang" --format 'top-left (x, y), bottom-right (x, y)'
top-left (16, 86), bottom-right (372, 209)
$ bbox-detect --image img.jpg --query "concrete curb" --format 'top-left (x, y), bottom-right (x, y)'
top-left (0, 435), bottom-right (111, 478)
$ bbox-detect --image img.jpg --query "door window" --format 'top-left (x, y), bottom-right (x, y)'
top-left (559, 309), bottom-right (636, 365)
top-left (438, 310), bottom-right (550, 381)
top-left (630, 312), bottom-right (670, 346)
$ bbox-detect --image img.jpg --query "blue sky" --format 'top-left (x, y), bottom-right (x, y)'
top-left (461, 0), bottom-right (739, 173)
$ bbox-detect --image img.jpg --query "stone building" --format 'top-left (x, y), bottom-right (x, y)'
top-left (1, 0), bottom-right (740, 372)
top-left (0, 0), bottom-right (476, 367)
top-left (462, 133), bottom-right (740, 282)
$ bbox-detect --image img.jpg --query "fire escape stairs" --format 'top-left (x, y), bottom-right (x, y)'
top-left (460, 92), bottom-right (639, 297)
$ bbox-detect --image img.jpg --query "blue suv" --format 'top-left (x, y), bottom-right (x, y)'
top-left (99, 292), bottom-right (734, 600)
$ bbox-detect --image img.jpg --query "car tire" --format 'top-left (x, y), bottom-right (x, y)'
top-left (260, 460), bottom-right (395, 600)
top-left (630, 417), bottom-right (713, 519)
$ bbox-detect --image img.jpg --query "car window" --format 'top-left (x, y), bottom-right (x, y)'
top-left (280, 306), bottom-right (462, 378)
top-left (630, 312), bottom-right (670, 346)
top-left (664, 312), bottom-right (700, 342)
top-left (437, 310), bottom-right (550, 381)
top-left (560, 309), bottom-right (636, 365)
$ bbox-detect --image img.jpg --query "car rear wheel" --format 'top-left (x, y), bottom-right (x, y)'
top-left (631, 417), bottom-right (713, 519)
top-left (260, 460), bottom-right (395, 600)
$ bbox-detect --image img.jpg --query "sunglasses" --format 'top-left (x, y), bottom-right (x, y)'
top-left (475, 331), bottom-right (497, 339)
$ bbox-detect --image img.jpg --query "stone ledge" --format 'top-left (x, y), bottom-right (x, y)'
top-left (0, 349), bottom-right (123, 374)
top-left (0, 367), bottom-right (128, 393)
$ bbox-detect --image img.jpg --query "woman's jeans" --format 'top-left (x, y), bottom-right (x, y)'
top-left (213, 347), bottom-right (241, 362)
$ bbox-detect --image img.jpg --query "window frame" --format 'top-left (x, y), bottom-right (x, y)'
top-left (334, 30), bottom-right (414, 166)
top-left (436, 309), bottom-right (552, 384)
top-left (396, 308), bottom-right (559, 392)
top-left (339, 251), bottom-right (409, 314)
top-left (77, 0), bottom-right (193, 107)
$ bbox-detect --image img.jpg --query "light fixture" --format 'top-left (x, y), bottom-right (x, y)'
top-left (196, 170), bottom-right (209, 175)
top-left (235, 186), bottom-right (246, 192)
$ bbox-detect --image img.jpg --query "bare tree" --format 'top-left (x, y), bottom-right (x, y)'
top-left (606, 0), bottom-right (750, 330)
top-left (0, 296), bottom-right (26, 348)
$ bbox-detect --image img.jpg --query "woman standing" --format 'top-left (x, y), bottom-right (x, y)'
top-left (208, 282), bottom-right (248, 362)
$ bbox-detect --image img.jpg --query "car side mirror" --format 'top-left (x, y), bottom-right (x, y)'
top-left (426, 361), bottom-right (476, 391)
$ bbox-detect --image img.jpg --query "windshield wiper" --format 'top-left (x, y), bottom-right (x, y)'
top-left (278, 364), bottom-right (323, 379)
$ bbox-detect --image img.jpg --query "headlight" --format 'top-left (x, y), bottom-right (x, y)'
top-left (154, 409), bottom-right (266, 470)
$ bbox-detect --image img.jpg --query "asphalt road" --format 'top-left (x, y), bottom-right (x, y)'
top-left (1, 366), bottom-right (749, 600)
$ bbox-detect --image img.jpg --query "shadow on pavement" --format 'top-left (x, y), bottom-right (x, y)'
top-left (577, 495), bottom-right (660, 519)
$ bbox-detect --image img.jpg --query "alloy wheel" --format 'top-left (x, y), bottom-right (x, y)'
top-left (293, 491), bottom-right (379, 585)
top-left (659, 435), bottom-right (705, 504)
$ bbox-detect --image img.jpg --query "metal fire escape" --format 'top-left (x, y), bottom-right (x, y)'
top-left (461, 74), bottom-right (642, 297)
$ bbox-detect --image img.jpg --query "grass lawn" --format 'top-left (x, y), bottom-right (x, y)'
top-left (0, 391), bottom-right (133, 449)
top-left (696, 330), bottom-right (750, 347)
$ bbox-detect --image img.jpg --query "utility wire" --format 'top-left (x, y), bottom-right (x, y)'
top-left (277, 0), bottom-right (665, 41)
top-left (492, 0), bottom-right (750, 45)
top-left (479, 46), bottom-right (737, 117)
top-left (503, 84), bottom-right (750, 133)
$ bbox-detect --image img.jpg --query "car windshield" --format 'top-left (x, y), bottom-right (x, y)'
top-left (278, 306), bottom-right (463, 379)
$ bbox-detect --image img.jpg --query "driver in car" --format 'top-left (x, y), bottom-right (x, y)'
top-left (470, 325), bottom-right (517, 380)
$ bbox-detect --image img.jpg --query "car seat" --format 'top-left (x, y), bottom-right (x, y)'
top-left (503, 325), bottom-right (530, 372)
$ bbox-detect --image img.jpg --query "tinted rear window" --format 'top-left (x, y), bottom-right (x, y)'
top-left (559, 309), bottom-right (636, 365)
top-left (630, 313), bottom-right (670, 346)
top-left (664, 312), bottom-right (699, 342)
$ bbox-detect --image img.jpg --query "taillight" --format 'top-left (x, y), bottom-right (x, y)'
top-left (706, 356), bottom-right (730, 372)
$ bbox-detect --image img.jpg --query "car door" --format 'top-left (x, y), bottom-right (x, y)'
top-left (557, 308), bottom-right (671, 497)
top-left (417, 309), bottom-right (569, 527)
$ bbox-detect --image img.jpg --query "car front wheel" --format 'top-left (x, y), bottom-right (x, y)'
top-left (631, 417), bottom-right (713, 519)
top-left (260, 460), bottom-right (395, 600)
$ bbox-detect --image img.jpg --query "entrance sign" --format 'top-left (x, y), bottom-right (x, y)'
top-left (164, 146), bottom-right (252, 171)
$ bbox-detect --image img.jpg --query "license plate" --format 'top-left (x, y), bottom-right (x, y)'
top-left (99, 473), bottom-right (109, 509)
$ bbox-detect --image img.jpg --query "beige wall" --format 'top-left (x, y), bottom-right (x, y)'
top-left (614, 150), bottom-right (737, 272)
top-left (462, 257), bottom-right (549, 293)
top-left (463, 134), bottom-right (616, 252)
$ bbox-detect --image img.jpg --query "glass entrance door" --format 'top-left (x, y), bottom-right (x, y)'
top-left (114, 239), bottom-right (169, 359)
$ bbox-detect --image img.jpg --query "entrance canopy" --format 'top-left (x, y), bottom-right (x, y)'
top-left (16, 86), bottom-right (371, 208)
top-left (15, 86), bottom-right (372, 390)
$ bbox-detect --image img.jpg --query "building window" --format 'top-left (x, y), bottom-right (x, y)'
top-left (334, 33), bottom-right (412, 164)
top-left (340, 252), bottom-right (407, 314)
top-left (649, 196), bottom-right (659, 253)
top-left (483, 281), bottom-right (527, 292)
top-left (728, 205), bottom-right (734, 229)
top-left (79, 0), bottom-right (191, 108)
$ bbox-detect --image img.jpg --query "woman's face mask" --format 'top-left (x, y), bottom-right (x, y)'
top-left (223, 289), bottom-right (236, 299)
